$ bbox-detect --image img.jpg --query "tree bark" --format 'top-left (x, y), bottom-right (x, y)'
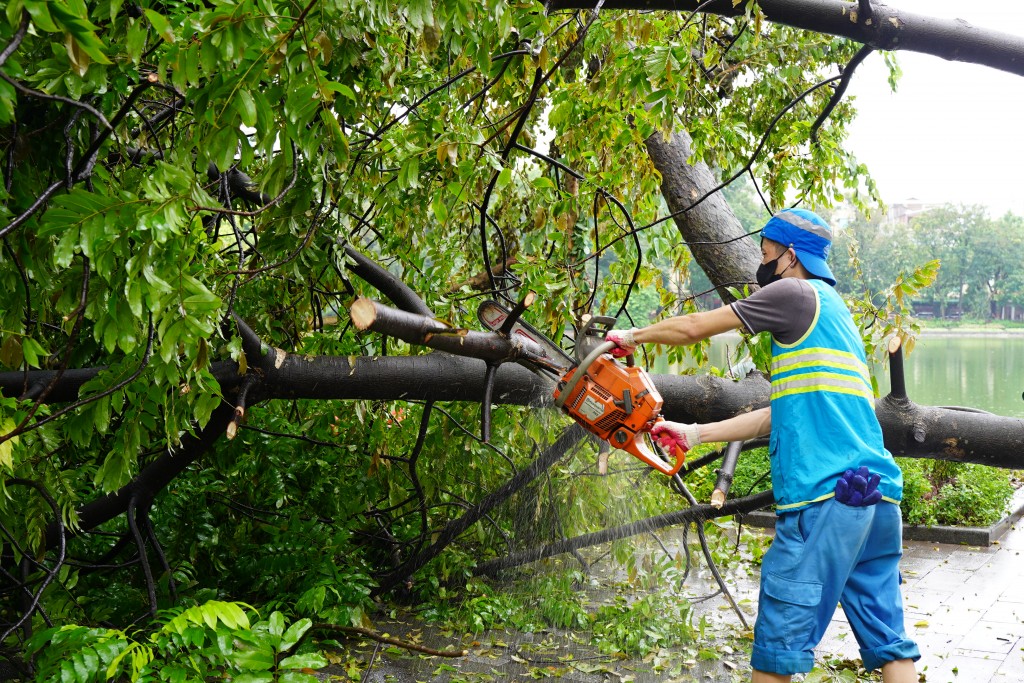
top-left (545, 0), bottom-right (1024, 78)
top-left (877, 395), bottom-right (1024, 470)
top-left (644, 129), bottom-right (762, 302)
top-left (6, 336), bottom-right (1022, 470)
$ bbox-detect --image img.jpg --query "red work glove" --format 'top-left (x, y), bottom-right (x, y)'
top-left (650, 421), bottom-right (702, 453)
top-left (604, 328), bottom-right (639, 358)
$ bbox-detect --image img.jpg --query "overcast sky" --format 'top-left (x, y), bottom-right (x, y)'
top-left (843, 0), bottom-right (1024, 217)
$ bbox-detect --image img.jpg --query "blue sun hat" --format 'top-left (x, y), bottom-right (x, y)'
top-left (761, 208), bottom-right (836, 286)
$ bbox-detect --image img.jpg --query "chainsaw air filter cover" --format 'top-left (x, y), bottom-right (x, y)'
top-left (555, 354), bottom-right (664, 444)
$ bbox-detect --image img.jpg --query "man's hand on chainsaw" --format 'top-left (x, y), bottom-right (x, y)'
top-left (604, 328), bottom-right (639, 358)
top-left (650, 421), bottom-right (702, 453)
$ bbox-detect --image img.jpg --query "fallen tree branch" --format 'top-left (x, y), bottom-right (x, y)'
top-left (474, 490), bottom-right (774, 575)
top-left (374, 424), bottom-right (589, 595)
top-left (311, 624), bottom-right (468, 657)
top-left (351, 298), bottom-right (557, 370)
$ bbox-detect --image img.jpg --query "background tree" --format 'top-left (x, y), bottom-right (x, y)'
top-left (908, 205), bottom-right (984, 316)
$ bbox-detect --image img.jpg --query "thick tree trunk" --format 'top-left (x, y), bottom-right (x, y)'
top-left (644, 129), bottom-right (762, 302)
top-left (877, 395), bottom-right (1024, 470)
top-left (6, 324), bottom-right (1022, 471)
top-left (546, 0), bottom-right (1024, 78)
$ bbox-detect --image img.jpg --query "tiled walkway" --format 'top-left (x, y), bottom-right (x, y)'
top-left (817, 521), bottom-right (1024, 682)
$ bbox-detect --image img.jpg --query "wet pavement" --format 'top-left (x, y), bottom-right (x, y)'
top-left (819, 519), bottom-right (1024, 682)
top-left (317, 518), bottom-right (1024, 682)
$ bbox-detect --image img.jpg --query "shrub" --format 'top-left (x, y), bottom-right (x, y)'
top-left (683, 447), bottom-right (1018, 528)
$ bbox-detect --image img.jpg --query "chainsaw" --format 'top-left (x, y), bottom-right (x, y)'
top-left (477, 300), bottom-right (687, 476)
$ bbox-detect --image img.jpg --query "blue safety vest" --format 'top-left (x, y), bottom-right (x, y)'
top-left (768, 280), bottom-right (903, 513)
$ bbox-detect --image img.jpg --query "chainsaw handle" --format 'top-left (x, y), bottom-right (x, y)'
top-left (554, 340), bottom-right (623, 409)
top-left (623, 427), bottom-right (687, 476)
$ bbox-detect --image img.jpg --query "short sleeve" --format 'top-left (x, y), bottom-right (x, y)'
top-left (729, 279), bottom-right (817, 345)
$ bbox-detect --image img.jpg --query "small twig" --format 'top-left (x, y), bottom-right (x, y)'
top-left (0, 72), bottom-right (111, 129)
top-left (670, 476), bottom-right (749, 629)
top-left (311, 624), bottom-right (467, 657)
top-left (127, 497), bottom-right (159, 617)
top-left (810, 45), bottom-right (874, 144)
top-left (0, 10), bottom-right (29, 67)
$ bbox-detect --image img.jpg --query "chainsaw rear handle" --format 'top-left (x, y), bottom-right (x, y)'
top-left (553, 340), bottom-right (631, 409)
top-left (617, 418), bottom-right (687, 476)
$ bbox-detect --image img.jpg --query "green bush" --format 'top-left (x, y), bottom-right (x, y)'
top-left (896, 459), bottom-right (936, 526)
top-left (682, 445), bottom-right (772, 503)
top-left (25, 602), bottom-right (327, 682)
top-left (683, 446), bottom-right (1018, 527)
top-left (896, 458), bottom-right (1017, 527)
top-left (931, 465), bottom-right (1015, 526)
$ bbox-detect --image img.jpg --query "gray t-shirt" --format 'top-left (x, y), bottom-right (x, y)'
top-left (730, 278), bottom-right (817, 345)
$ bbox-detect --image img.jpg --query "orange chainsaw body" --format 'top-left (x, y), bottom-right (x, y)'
top-left (552, 353), bottom-right (686, 476)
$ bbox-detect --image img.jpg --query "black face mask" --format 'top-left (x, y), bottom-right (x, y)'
top-left (756, 256), bottom-right (783, 288)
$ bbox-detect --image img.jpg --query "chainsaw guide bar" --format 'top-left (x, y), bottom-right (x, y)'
top-left (476, 299), bottom-right (574, 371)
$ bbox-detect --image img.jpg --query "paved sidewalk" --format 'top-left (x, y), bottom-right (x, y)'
top-left (816, 520), bottom-right (1024, 682)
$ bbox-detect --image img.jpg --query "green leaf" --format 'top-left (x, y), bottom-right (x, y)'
top-left (494, 167), bottom-right (512, 192)
top-left (267, 611), bottom-right (285, 638)
top-left (93, 443), bottom-right (131, 492)
top-left (6, 0), bottom-right (26, 29)
top-left (21, 337), bottom-right (47, 368)
top-left (230, 647), bottom-right (275, 672)
top-left (279, 618), bottom-right (311, 652)
top-left (329, 81), bottom-right (356, 102)
top-left (236, 89), bottom-right (257, 127)
top-left (143, 9), bottom-right (175, 44)
top-left (0, 418), bottom-right (18, 471)
top-left (24, 0), bottom-right (58, 32)
top-left (234, 674), bottom-right (276, 683)
top-left (279, 652), bottom-right (327, 669)
top-left (49, 3), bottom-right (112, 65)
top-left (214, 601), bottom-right (251, 630)
top-left (398, 155), bottom-right (420, 190)
top-left (278, 672), bottom-right (320, 683)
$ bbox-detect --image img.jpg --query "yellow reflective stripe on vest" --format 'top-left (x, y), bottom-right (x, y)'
top-left (771, 371), bottom-right (873, 401)
top-left (771, 346), bottom-right (872, 395)
top-left (772, 347), bottom-right (868, 375)
top-left (775, 492), bottom-right (835, 512)
top-left (774, 358), bottom-right (871, 384)
top-left (775, 492), bottom-right (902, 512)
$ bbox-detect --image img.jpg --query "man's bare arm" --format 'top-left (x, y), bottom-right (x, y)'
top-left (697, 406), bottom-right (771, 443)
top-left (632, 306), bottom-right (744, 347)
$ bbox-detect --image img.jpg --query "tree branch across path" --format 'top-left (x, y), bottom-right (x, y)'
top-left (546, 0), bottom-right (1024, 77)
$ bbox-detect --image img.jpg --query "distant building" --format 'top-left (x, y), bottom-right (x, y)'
top-left (887, 198), bottom-right (939, 224)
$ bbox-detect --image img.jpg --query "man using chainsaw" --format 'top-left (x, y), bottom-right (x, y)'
top-left (604, 208), bottom-right (919, 683)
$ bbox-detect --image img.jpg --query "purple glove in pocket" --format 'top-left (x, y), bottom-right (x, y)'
top-left (835, 466), bottom-right (883, 507)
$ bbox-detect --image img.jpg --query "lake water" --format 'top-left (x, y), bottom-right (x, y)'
top-left (660, 333), bottom-right (1024, 419)
top-left (891, 334), bottom-right (1024, 418)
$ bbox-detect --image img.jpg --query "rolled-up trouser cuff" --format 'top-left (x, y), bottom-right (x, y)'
top-left (861, 640), bottom-right (921, 672)
top-left (751, 644), bottom-right (815, 675)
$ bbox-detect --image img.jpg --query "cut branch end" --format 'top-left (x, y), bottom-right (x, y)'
top-left (351, 297), bottom-right (378, 330)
